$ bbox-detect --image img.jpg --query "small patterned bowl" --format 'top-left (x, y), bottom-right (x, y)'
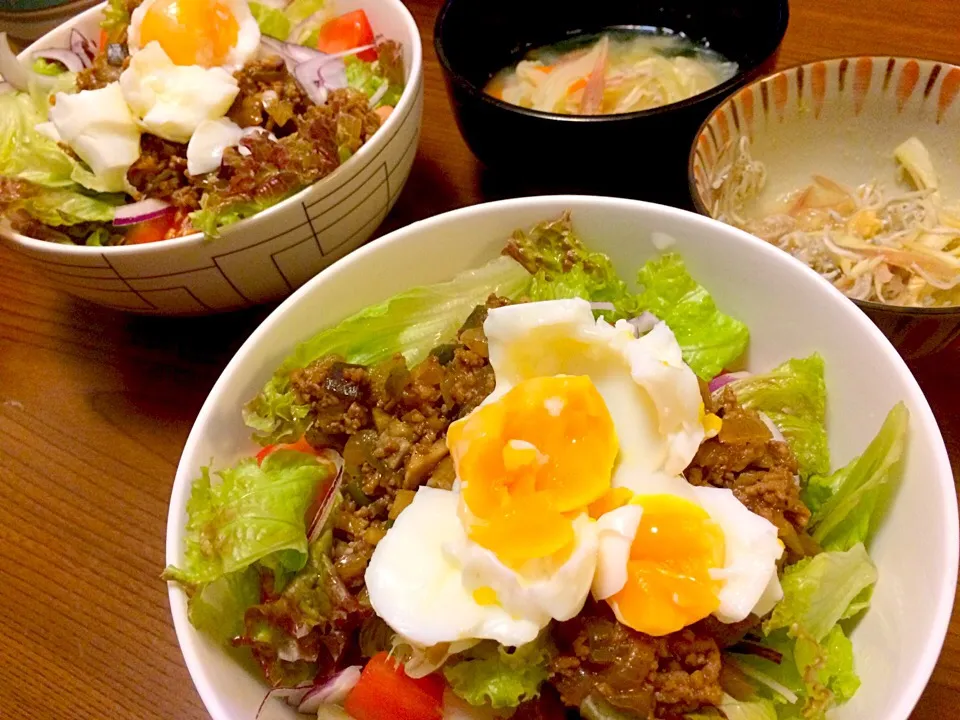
top-left (0, 0), bottom-right (423, 316)
top-left (689, 57), bottom-right (960, 359)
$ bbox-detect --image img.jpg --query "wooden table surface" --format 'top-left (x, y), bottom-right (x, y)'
top-left (2, 0), bottom-right (960, 717)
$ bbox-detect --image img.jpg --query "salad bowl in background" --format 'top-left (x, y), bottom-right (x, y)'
top-left (166, 195), bottom-right (956, 720)
top-left (0, 0), bottom-right (423, 316)
top-left (690, 57), bottom-right (960, 359)
top-left (434, 0), bottom-right (788, 205)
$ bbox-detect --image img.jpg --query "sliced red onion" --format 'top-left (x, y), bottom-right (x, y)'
top-left (294, 55), bottom-right (348, 105)
top-left (298, 666), bottom-right (362, 713)
top-left (708, 370), bottom-right (751, 394)
top-left (323, 43), bottom-right (376, 61)
top-left (319, 57), bottom-right (348, 89)
top-left (308, 448), bottom-right (344, 540)
top-left (0, 32), bottom-right (29, 91)
top-left (255, 683), bottom-right (314, 720)
top-left (70, 29), bottom-right (96, 67)
top-left (32, 49), bottom-right (86, 73)
top-left (757, 411), bottom-right (786, 443)
top-left (260, 36), bottom-right (328, 69)
top-left (112, 199), bottom-right (174, 227)
top-left (368, 80), bottom-right (389, 107)
top-left (627, 311), bottom-right (659, 336)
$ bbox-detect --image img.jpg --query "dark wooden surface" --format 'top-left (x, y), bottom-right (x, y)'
top-left (1, 1), bottom-right (959, 717)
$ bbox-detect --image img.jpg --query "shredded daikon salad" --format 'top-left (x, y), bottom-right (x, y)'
top-left (712, 136), bottom-right (960, 307)
top-left (484, 30), bottom-right (737, 116)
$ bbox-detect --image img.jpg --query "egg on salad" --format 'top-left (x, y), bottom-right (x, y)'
top-left (364, 298), bottom-right (784, 657)
top-left (46, 0), bottom-right (261, 190)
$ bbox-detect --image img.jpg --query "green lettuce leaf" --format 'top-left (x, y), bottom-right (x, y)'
top-left (31, 57), bottom-right (67, 76)
top-left (345, 56), bottom-right (403, 107)
top-left (504, 211), bottom-right (642, 319)
top-left (734, 626), bottom-right (858, 719)
top-left (284, 0), bottom-right (329, 44)
top-left (750, 545), bottom-right (876, 716)
top-left (185, 567), bottom-right (260, 644)
top-left (443, 634), bottom-right (555, 709)
top-left (15, 188), bottom-right (121, 226)
top-left (162, 449), bottom-right (333, 585)
top-left (1, 92), bottom-right (77, 188)
top-left (765, 543), bottom-right (877, 641)
top-left (190, 195), bottom-right (285, 237)
top-left (794, 625), bottom-right (860, 708)
top-left (1, 89), bottom-right (121, 204)
top-left (503, 213), bottom-right (748, 378)
top-left (634, 253), bottom-right (750, 380)
top-left (241, 375), bottom-right (314, 446)
top-left (281, 255), bottom-right (529, 372)
top-left (243, 256), bottom-right (531, 443)
top-left (250, 1), bottom-right (292, 40)
top-left (808, 403), bottom-right (908, 552)
top-left (727, 354), bottom-right (829, 480)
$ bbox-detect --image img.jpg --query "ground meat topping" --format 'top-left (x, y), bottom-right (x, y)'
top-left (290, 295), bottom-right (510, 588)
top-left (126, 134), bottom-right (202, 209)
top-left (685, 387), bottom-right (815, 560)
top-left (551, 601), bottom-right (724, 718)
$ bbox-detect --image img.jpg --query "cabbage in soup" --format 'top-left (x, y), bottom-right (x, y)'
top-left (485, 29), bottom-right (737, 116)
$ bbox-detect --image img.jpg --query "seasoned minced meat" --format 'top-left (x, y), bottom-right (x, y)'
top-left (126, 134), bottom-right (202, 209)
top-left (75, 51), bottom-right (126, 91)
top-left (685, 387), bottom-right (815, 560)
top-left (551, 601), bottom-right (723, 718)
top-left (289, 296), bottom-right (510, 589)
top-left (228, 56), bottom-right (313, 133)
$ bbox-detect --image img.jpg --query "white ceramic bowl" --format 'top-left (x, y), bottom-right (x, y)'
top-left (0, 0), bottom-right (423, 315)
top-left (166, 196), bottom-right (957, 720)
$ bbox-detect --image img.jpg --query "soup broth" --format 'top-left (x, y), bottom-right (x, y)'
top-left (485, 29), bottom-right (737, 116)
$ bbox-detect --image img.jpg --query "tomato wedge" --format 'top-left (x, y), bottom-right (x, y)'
top-left (317, 10), bottom-right (377, 62)
top-left (344, 653), bottom-right (444, 720)
top-left (125, 212), bottom-right (177, 244)
top-left (255, 436), bottom-right (317, 466)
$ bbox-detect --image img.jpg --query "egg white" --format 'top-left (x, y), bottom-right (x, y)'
top-left (365, 487), bottom-right (541, 648)
top-left (120, 42), bottom-right (240, 143)
top-left (127, 0), bottom-right (261, 72)
top-left (446, 513), bottom-right (599, 628)
top-left (186, 117), bottom-right (243, 175)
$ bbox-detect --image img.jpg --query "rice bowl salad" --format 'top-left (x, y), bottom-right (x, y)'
top-left (164, 212), bottom-right (909, 720)
top-left (0, 0), bottom-right (405, 246)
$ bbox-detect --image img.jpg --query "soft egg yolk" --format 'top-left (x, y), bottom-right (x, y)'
top-left (447, 375), bottom-right (618, 566)
top-left (608, 494), bottom-right (725, 637)
top-left (138, 0), bottom-right (239, 67)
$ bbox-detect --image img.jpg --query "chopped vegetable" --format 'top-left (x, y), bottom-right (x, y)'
top-left (162, 449), bottom-right (336, 585)
top-left (713, 136), bottom-right (960, 307)
top-left (807, 403), bottom-right (908, 551)
top-left (249, 1), bottom-right (293, 40)
top-left (633, 253), bottom-right (750, 380)
top-left (345, 652), bottom-right (445, 720)
top-left (443, 635), bottom-right (555, 709)
top-left (126, 212), bottom-right (177, 244)
top-left (486, 30), bottom-right (737, 115)
top-left (318, 10), bottom-right (377, 62)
